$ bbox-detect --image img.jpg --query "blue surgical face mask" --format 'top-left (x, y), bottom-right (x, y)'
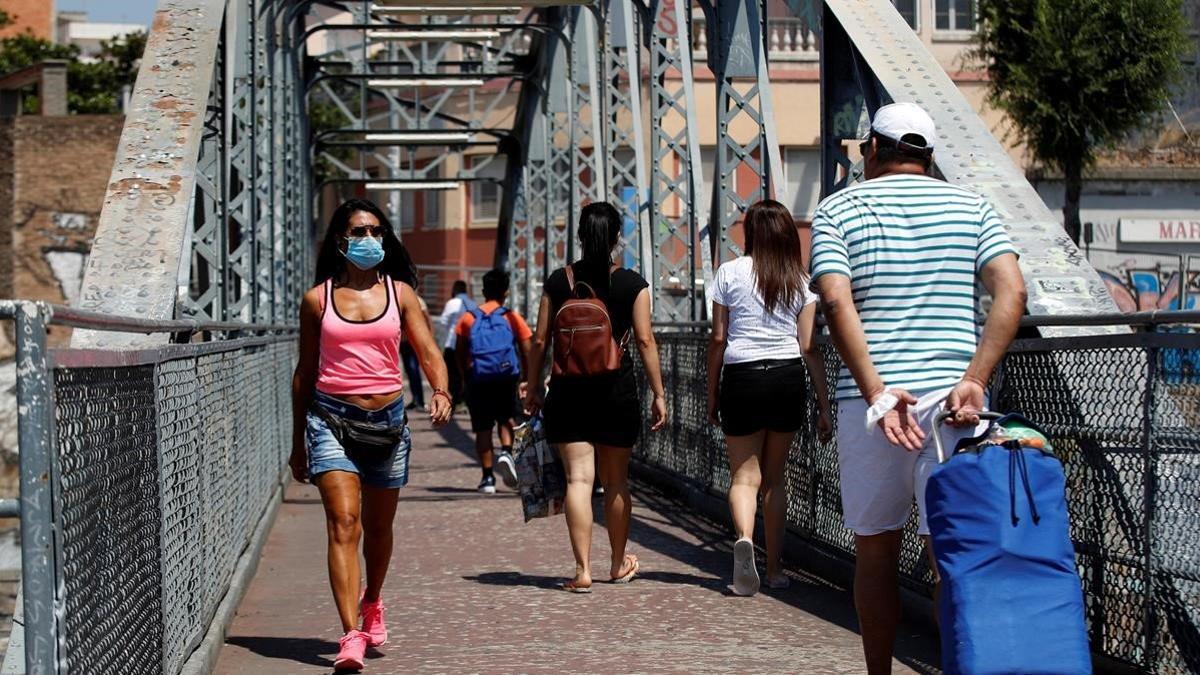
top-left (342, 236), bottom-right (385, 270)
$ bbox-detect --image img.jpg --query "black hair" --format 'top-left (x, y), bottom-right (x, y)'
top-left (482, 269), bottom-right (510, 301)
top-left (451, 279), bottom-right (468, 297)
top-left (314, 198), bottom-right (418, 287)
top-left (871, 132), bottom-right (933, 171)
top-left (575, 201), bottom-right (622, 294)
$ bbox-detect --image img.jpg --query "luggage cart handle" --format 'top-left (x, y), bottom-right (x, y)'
top-left (933, 410), bottom-right (1005, 463)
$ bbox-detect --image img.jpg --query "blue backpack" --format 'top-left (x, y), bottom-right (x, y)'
top-left (468, 307), bottom-right (519, 380)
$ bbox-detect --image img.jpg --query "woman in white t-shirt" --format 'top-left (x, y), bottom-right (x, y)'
top-left (706, 199), bottom-right (832, 596)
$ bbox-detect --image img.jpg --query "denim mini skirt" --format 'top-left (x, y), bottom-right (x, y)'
top-left (306, 390), bottom-right (411, 488)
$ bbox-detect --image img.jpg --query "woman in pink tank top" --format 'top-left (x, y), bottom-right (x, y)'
top-left (290, 198), bottom-right (451, 670)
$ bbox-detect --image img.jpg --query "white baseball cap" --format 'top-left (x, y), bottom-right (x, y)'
top-left (868, 102), bottom-right (936, 153)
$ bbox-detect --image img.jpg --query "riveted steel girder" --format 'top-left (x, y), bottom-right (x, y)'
top-left (648, 0), bottom-right (706, 321)
top-left (820, 0), bottom-right (1119, 329)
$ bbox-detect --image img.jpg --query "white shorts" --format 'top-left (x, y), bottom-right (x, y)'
top-left (835, 387), bottom-right (988, 537)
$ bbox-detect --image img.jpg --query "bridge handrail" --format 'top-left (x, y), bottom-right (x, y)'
top-left (0, 300), bottom-right (296, 336)
top-left (0, 301), bottom-right (297, 674)
top-left (652, 310), bottom-right (1200, 332)
top-left (636, 325), bottom-right (1200, 672)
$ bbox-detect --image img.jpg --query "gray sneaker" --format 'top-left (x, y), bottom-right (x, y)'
top-left (732, 538), bottom-right (759, 596)
top-left (495, 452), bottom-right (519, 488)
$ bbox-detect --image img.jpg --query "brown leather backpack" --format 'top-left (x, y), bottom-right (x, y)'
top-left (551, 266), bottom-right (625, 378)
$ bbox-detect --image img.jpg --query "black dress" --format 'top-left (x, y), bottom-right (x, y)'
top-left (541, 264), bottom-right (648, 448)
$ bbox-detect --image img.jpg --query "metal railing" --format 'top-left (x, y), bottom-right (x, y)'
top-left (0, 301), bottom-right (296, 675)
top-left (637, 313), bottom-right (1200, 673)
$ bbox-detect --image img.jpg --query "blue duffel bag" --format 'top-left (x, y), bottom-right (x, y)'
top-left (926, 412), bottom-right (1091, 675)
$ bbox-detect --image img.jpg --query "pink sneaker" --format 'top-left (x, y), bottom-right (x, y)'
top-left (360, 595), bottom-right (388, 646)
top-left (334, 630), bottom-right (369, 671)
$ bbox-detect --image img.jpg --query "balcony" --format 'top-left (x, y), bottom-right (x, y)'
top-left (691, 17), bottom-right (819, 63)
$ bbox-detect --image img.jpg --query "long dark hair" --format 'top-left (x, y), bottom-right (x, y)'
top-left (744, 200), bottom-right (806, 315)
top-left (575, 201), bottom-right (621, 294)
top-left (314, 198), bottom-right (418, 288)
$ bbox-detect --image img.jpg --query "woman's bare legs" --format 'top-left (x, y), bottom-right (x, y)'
top-left (317, 471), bottom-right (363, 632)
top-left (558, 442), bottom-right (596, 585)
top-left (596, 445), bottom-right (636, 578)
top-left (726, 432), bottom-right (766, 541)
top-left (361, 485), bottom-right (401, 603)
top-left (761, 430), bottom-right (796, 581)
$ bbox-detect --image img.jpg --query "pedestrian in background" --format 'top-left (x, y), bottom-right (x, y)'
top-left (524, 202), bottom-right (668, 593)
top-left (438, 279), bottom-right (476, 406)
top-left (810, 102), bottom-right (1026, 674)
top-left (706, 199), bottom-right (833, 597)
top-left (400, 293), bottom-right (432, 411)
top-left (455, 268), bottom-right (532, 494)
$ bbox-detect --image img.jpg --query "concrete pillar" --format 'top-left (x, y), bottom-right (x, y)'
top-left (37, 61), bottom-right (68, 116)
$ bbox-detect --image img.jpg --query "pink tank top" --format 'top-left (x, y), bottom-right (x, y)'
top-left (316, 276), bottom-right (404, 396)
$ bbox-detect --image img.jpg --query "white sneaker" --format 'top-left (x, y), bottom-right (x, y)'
top-left (732, 538), bottom-right (759, 596)
top-left (495, 452), bottom-right (519, 488)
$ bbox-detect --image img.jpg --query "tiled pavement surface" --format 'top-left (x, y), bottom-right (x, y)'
top-left (215, 416), bottom-right (939, 674)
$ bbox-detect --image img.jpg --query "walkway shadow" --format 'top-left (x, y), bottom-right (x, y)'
top-left (399, 493), bottom-right (519, 504)
top-left (462, 571), bottom-right (563, 590)
top-left (222, 636), bottom-right (336, 668)
top-left (431, 419), bottom-right (478, 461)
top-left (421, 486), bottom-right (489, 495)
top-left (634, 569), bottom-right (726, 591)
top-left (617, 479), bottom-right (941, 675)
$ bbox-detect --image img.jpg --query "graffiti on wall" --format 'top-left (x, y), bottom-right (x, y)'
top-left (1098, 268), bottom-right (1200, 312)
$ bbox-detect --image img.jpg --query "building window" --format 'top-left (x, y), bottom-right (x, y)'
top-left (469, 156), bottom-right (505, 222)
top-left (397, 194), bottom-right (416, 232)
top-left (472, 180), bottom-right (501, 221)
top-left (423, 190), bottom-right (441, 226)
top-left (892, 0), bottom-right (918, 30)
top-left (783, 148), bottom-right (821, 221)
top-left (935, 0), bottom-right (975, 31)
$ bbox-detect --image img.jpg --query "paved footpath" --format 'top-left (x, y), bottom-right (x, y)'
top-left (215, 416), bottom-right (939, 674)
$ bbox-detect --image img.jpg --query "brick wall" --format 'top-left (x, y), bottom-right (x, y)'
top-left (0, 0), bottom-right (52, 40)
top-left (0, 115), bottom-right (124, 349)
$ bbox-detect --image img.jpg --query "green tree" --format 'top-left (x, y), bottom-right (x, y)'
top-left (975, 0), bottom-right (1191, 244)
top-left (69, 31), bottom-right (148, 113)
top-left (0, 30), bottom-right (146, 114)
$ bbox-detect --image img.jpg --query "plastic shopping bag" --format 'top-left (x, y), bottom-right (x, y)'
top-left (514, 416), bottom-right (566, 522)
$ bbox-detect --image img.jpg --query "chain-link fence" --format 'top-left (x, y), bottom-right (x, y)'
top-left (636, 323), bottom-right (1200, 674)
top-left (1, 302), bottom-right (295, 674)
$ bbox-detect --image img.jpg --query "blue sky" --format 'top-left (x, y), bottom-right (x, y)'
top-left (57, 0), bottom-right (157, 26)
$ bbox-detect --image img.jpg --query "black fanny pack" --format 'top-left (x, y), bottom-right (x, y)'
top-left (316, 406), bottom-right (405, 461)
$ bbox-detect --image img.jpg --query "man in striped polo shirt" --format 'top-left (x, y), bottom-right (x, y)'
top-left (810, 102), bottom-right (1027, 673)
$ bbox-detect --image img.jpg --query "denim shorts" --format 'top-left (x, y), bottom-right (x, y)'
top-left (306, 390), bottom-right (411, 488)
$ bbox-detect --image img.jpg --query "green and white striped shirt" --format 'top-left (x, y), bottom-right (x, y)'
top-left (809, 174), bottom-right (1016, 400)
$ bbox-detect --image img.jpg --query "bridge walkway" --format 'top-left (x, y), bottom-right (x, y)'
top-left (214, 415), bottom-right (938, 673)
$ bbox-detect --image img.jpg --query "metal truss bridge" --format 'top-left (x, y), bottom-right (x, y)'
top-left (1, 1), bottom-right (1197, 674)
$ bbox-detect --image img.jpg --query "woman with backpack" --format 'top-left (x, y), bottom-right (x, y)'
top-left (523, 201), bottom-right (669, 593)
top-left (706, 199), bottom-right (833, 596)
top-left (290, 198), bottom-right (452, 670)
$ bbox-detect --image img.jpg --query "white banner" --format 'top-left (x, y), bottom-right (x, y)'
top-left (1118, 217), bottom-right (1200, 244)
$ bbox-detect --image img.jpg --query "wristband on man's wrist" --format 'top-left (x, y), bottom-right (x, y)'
top-left (432, 389), bottom-right (453, 405)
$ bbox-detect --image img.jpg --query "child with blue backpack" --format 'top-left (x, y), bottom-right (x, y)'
top-left (455, 269), bottom-right (533, 493)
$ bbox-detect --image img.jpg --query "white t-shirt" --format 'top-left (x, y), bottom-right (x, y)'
top-left (438, 294), bottom-right (475, 349)
top-left (710, 256), bottom-right (817, 364)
